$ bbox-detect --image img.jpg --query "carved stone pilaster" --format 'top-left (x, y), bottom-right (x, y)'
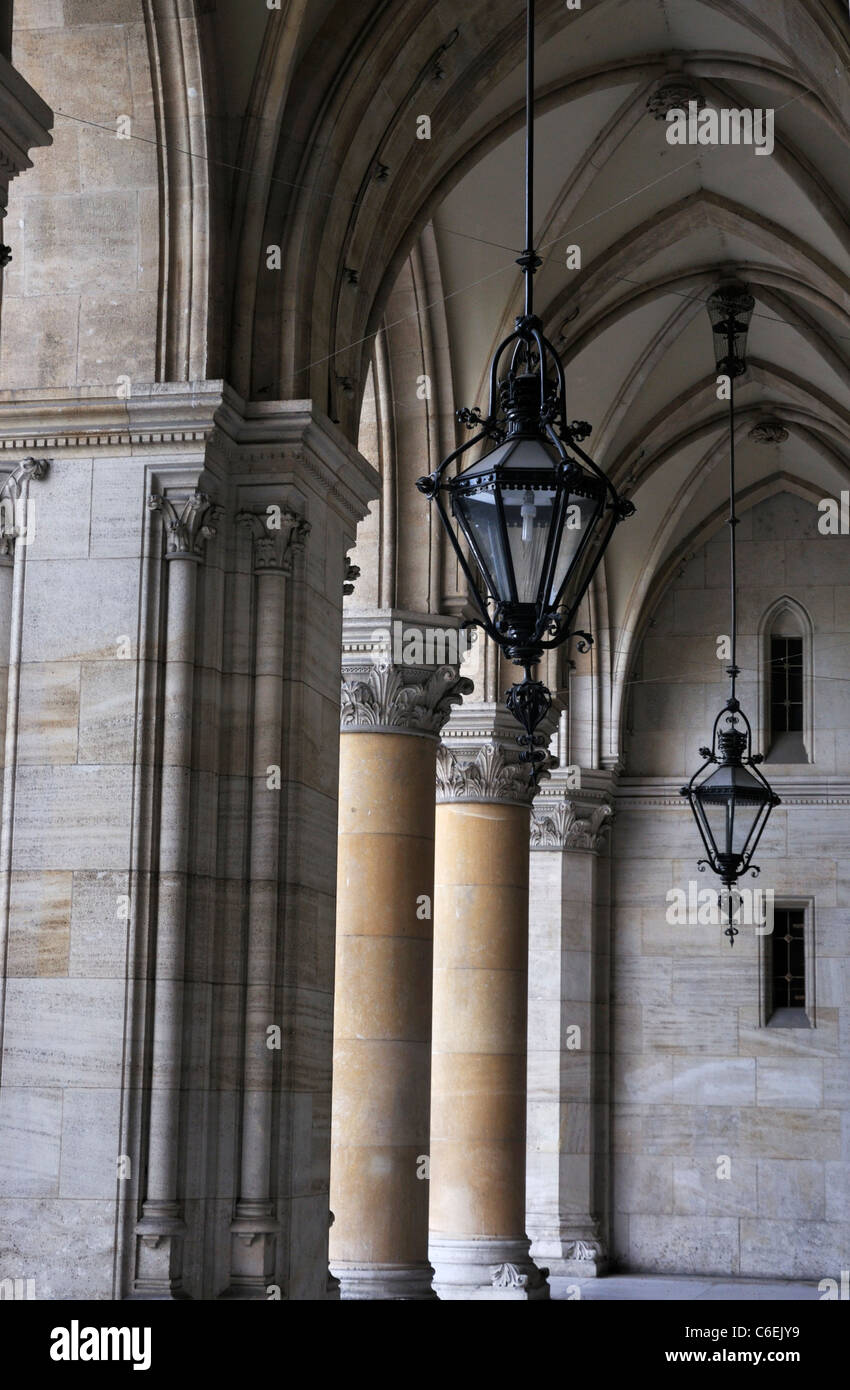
top-left (0, 456), bottom-right (49, 558)
top-left (237, 505), bottom-right (310, 573)
top-left (148, 489), bottom-right (222, 560)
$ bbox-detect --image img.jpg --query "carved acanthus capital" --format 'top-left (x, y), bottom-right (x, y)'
top-left (0, 457), bottom-right (50, 557)
top-left (238, 505), bottom-right (310, 573)
top-left (149, 490), bottom-right (222, 561)
top-left (341, 663), bottom-right (473, 738)
top-left (436, 739), bottom-right (540, 808)
top-left (530, 799), bottom-right (612, 852)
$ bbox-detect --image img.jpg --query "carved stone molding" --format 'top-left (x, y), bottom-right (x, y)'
top-left (238, 506), bottom-right (310, 573)
top-left (491, 1262), bottom-right (548, 1292)
top-left (340, 662), bottom-right (472, 738)
top-left (436, 739), bottom-right (538, 808)
top-left (749, 419), bottom-right (789, 445)
top-left (530, 800), bottom-right (612, 852)
top-left (0, 456), bottom-right (49, 557)
top-left (343, 557), bottom-right (360, 595)
top-left (149, 490), bottom-right (222, 561)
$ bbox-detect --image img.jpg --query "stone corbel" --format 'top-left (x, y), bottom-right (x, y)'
top-left (237, 505), bottom-right (310, 573)
top-left (148, 490), bottom-right (222, 560)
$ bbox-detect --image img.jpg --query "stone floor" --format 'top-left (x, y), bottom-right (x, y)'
top-left (551, 1275), bottom-right (820, 1300)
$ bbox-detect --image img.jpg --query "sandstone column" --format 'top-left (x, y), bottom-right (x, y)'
top-left (527, 769), bottom-right (613, 1280)
top-left (429, 711), bottom-right (549, 1300)
top-left (133, 490), bottom-right (220, 1299)
top-left (329, 612), bottom-right (471, 1299)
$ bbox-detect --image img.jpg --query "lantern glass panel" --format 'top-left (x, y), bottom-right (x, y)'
top-left (452, 437), bottom-right (602, 607)
top-left (694, 763), bottom-right (771, 859)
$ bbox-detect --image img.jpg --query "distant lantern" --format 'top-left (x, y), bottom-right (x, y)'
top-left (681, 280), bottom-right (779, 941)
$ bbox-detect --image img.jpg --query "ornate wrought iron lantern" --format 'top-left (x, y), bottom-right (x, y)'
top-left (416, 0), bottom-right (633, 777)
top-left (680, 281), bottom-right (780, 941)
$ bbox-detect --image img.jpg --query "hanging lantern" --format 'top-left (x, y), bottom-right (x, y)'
top-left (416, 0), bottom-right (633, 777)
top-left (681, 278), bottom-right (780, 941)
top-left (681, 710), bottom-right (780, 907)
top-left (707, 282), bottom-right (754, 379)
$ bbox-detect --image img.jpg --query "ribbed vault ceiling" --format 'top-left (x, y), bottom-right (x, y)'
top-left (216, 0), bottom-right (849, 711)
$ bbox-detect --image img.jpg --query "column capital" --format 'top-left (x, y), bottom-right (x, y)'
top-left (149, 489), bottom-right (222, 561)
top-left (340, 610), bottom-right (473, 738)
top-left (341, 663), bottom-right (472, 738)
top-left (436, 739), bottom-right (539, 808)
top-left (437, 700), bottom-right (549, 807)
top-left (530, 799), bottom-right (612, 853)
top-left (0, 456), bottom-right (50, 558)
top-left (237, 504), bottom-right (309, 573)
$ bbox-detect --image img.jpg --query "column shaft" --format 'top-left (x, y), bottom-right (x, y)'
top-left (428, 755), bottom-right (548, 1300)
top-left (330, 731), bottom-right (437, 1298)
top-left (224, 566), bottom-right (288, 1293)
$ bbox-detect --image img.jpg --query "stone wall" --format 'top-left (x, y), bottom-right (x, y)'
top-left (4, 0), bottom-right (160, 391)
top-left (610, 490), bottom-right (850, 1278)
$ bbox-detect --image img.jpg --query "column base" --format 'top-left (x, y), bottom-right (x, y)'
top-left (219, 1206), bottom-right (279, 1298)
top-left (131, 1206), bottom-right (191, 1299)
top-left (329, 1261), bottom-right (438, 1300)
top-left (429, 1237), bottom-right (550, 1300)
top-left (529, 1229), bottom-right (608, 1278)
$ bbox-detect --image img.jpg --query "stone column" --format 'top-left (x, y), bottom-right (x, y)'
top-left (329, 611), bottom-right (471, 1299)
top-left (527, 770), bottom-right (613, 1280)
top-left (0, 460), bottom-right (49, 1077)
top-left (133, 490), bottom-right (221, 1299)
top-left (223, 506), bottom-right (309, 1297)
top-left (429, 709), bottom-right (549, 1300)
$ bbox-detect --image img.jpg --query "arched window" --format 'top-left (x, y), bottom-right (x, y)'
top-left (758, 597), bottom-right (814, 764)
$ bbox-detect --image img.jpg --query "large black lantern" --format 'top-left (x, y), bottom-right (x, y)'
top-left (681, 278), bottom-right (780, 941)
top-left (417, 0), bottom-right (633, 776)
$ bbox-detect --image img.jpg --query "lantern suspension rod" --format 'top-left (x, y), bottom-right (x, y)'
top-left (727, 319), bottom-right (738, 702)
top-left (524, 0), bottom-right (535, 318)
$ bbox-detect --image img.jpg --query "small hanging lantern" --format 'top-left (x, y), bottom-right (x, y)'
top-left (681, 279), bottom-right (780, 943)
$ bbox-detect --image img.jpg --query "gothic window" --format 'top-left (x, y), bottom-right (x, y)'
top-left (770, 635), bottom-right (803, 736)
top-left (760, 598), bottom-right (812, 763)
top-left (764, 904), bottom-right (812, 1028)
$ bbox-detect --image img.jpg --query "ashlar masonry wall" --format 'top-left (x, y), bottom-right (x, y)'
top-left (611, 491), bottom-right (850, 1279)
